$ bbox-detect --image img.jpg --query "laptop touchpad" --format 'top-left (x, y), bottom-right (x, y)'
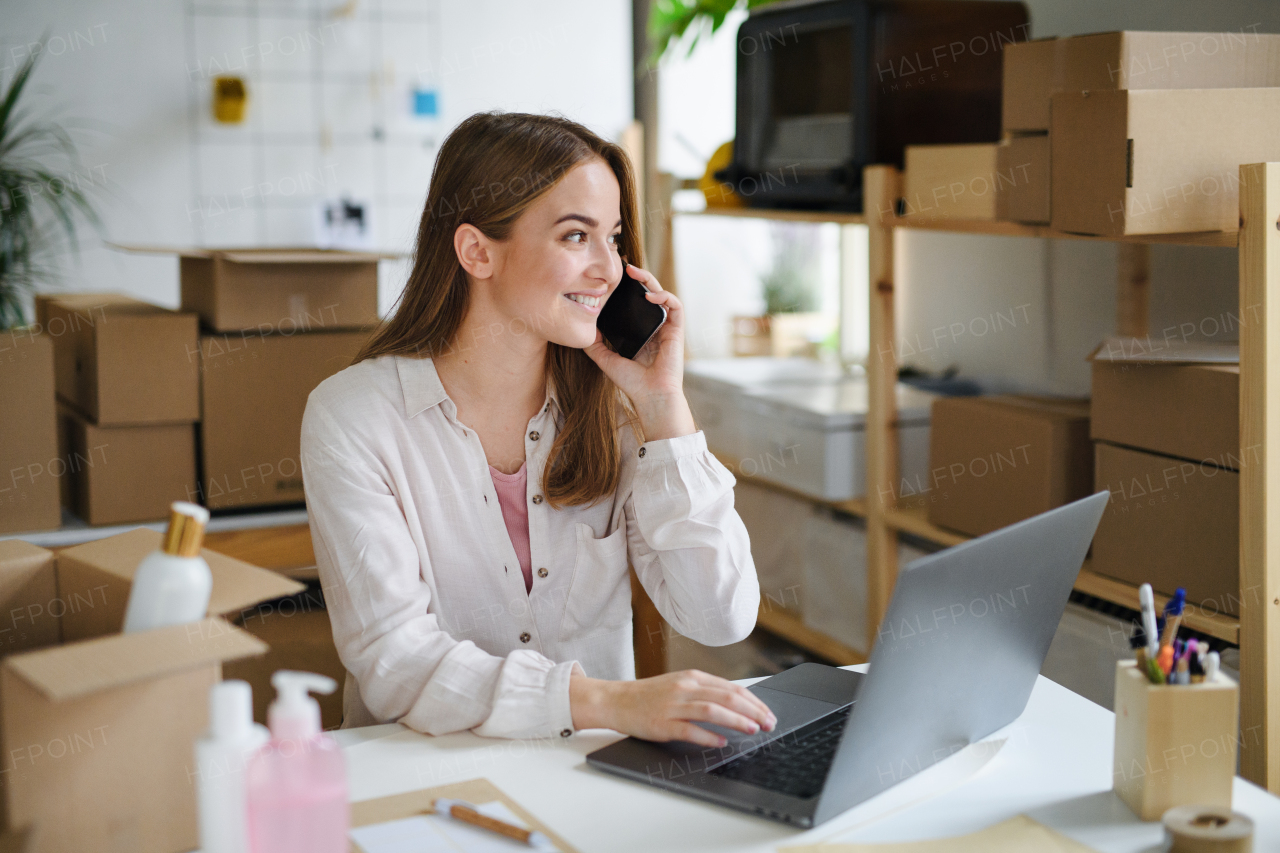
top-left (695, 686), bottom-right (845, 767)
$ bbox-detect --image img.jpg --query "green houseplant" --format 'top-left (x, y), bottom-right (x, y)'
top-left (0, 51), bottom-right (99, 330)
top-left (648, 0), bottom-right (782, 64)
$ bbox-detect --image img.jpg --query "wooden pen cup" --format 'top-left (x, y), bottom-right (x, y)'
top-left (1113, 660), bottom-right (1239, 821)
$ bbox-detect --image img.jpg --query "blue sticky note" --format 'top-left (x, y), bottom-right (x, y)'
top-left (412, 89), bottom-right (438, 117)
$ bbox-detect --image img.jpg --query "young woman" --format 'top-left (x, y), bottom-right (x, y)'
top-left (300, 111), bottom-right (775, 749)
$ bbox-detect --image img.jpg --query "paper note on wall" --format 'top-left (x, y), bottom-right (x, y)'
top-left (350, 800), bottom-right (560, 853)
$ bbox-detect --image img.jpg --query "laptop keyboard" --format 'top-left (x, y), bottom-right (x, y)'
top-left (708, 705), bottom-right (852, 799)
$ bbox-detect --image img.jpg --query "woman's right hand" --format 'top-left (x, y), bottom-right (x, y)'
top-left (569, 669), bottom-right (777, 748)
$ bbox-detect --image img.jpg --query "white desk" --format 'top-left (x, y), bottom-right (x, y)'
top-left (335, 667), bottom-right (1280, 852)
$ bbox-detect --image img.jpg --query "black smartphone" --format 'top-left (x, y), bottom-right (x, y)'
top-left (596, 269), bottom-right (667, 359)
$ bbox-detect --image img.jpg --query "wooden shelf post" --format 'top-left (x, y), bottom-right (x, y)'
top-left (1238, 162), bottom-right (1280, 790)
top-left (864, 165), bottom-right (903, 650)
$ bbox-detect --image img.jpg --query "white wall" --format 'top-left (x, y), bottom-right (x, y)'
top-left (660, 1), bottom-right (1279, 393)
top-left (3, 0), bottom-right (633, 319)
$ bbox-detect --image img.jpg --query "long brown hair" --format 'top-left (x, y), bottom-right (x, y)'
top-left (351, 111), bottom-right (642, 508)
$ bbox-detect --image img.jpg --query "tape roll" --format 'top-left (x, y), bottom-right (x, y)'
top-left (1163, 805), bottom-right (1254, 853)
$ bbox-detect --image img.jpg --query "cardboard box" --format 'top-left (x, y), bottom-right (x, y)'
top-left (1091, 340), bottom-right (1239, 465)
top-left (1003, 31), bottom-right (1280, 134)
top-left (995, 134), bottom-right (1050, 224)
top-left (1092, 441), bottom-right (1239, 615)
top-left (1112, 661), bottom-right (1237, 820)
top-left (57, 402), bottom-right (198, 526)
top-left (198, 328), bottom-right (371, 509)
top-left (902, 143), bottom-right (1000, 221)
top-left (0, 542), bottom-right (60, 656)
top-left (1002, 37), bottom-right (1058, 133)
top-left (42, 293), bottom-right (199, 426)
top-left (179, 248), bottom-right (381, 333)
top-left (223, 582), bottom-right (345, 731)
top-left (54, 526), bottom-right (303, 643)
top-left (0, 331), bottom-right (60, 535)
top-left (1051, 87), bottom-right (1280, 236)
top-left (1, 618), bottom-right (265, 853)
top-left (0, 533), bottom-right (300, 853)
top-left (927, 396), bottom-right (1093, 537)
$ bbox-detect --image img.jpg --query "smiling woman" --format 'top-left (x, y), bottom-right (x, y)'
top-left (300, 112), bottom-right (774, 749)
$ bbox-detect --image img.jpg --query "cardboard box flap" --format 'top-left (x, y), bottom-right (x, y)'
top-left (4, 617), bottom-right (265, 702)
top-left (0, 540), bottom-right (54, 572)
top-left (107, 242), bottom-right (403, 261)
top-left (58, 528), bottom-right (304, 617)
top-left (217, 250), bottom-right (397, 264)
top-left (1089, 337), bottom-right (1239, 365)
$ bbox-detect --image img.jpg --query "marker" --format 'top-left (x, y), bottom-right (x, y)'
top-left (1206, 651), bottom-right (1220, 683)
top-left (1139, 584), bottom-right (1162, 681)
top-left (1139, 584), bottom-right (1159, 660)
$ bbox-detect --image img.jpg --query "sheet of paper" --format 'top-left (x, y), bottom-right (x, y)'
top-left (350, 800), bottom-right (560, 853)
top-left (782, 814), bottom-right (1097, 853)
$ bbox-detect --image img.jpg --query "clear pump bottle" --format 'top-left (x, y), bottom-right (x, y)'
top-left (122, 501), bottom-right (213, 633)
top-left (194, 680), bottom-right (270, 853)
top-left (245, 671), bottom-right (348, 853)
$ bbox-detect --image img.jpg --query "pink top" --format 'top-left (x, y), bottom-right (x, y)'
top-left (488, 462), bottom-right (533, 593)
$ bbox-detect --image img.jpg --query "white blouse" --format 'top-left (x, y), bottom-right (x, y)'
top-left (299, 354), bottom-right (759, 740)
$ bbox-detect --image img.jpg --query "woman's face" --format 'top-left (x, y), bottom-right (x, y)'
top-left (482, 156), bottom-right (624, 350)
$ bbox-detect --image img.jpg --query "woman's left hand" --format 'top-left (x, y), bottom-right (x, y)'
top-left (583, 262), bottom-right (696, 441)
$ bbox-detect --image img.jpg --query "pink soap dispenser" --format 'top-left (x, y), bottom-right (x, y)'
top-left (245, 671), bottom-right (348, 853)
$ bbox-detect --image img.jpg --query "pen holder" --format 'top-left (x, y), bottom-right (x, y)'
top-left (1113, 660), bottom-right (1239, 821)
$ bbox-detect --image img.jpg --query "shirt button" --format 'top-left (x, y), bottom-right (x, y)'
top-left (638, 447), bottom-right (646, 458)
top-left (560, 728), bottom-right (572, 738)
top-left (519, 632), bottom-right (531, 643)
top-left (529, 430), bottom-right (540, 441)
top-left (537, 567), bottom-right (548, 578)
top-left (532, 494), bottom-right (544, 505)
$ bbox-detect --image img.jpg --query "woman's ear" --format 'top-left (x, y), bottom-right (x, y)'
top-left (454, 223), bottom-right (495, 279)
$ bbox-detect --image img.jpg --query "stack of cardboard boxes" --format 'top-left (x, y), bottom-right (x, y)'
top-left (0, 530), bottom-right (301, 852)
top-left (175, 248), bottom-right (383, 511)
top-left (1089, 338), bottom-right (1241, 616)
top-left (902, 30), bottom-right (1280, 231)
top-left (37, 293), bottom-right (201, 526)
top-left (1005, 30), bottom-right (1280, 233)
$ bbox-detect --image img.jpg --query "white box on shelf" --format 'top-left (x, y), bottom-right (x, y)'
top-left (684, 357), bottom-right (845, 461)
top-left (801, 508), bottom-right (933, 655)
top-left (736, 379), bottom-right (935, 502)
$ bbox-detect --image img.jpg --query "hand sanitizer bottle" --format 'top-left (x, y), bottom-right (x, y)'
top-left (194, 680), bottom-right (270, 853)
top-left (122, 501), bottom-right (213, 633)
top-left (245, 671), bottom-right (348, 853)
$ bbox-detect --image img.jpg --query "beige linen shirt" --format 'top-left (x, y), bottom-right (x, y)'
top-left (299, 354), bottom-right (759, 740)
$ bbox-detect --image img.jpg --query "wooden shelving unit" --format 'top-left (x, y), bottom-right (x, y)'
top-left (677, 163), bottom-right (1278, 791)
top-left (756, 603), bottom-right (865, 666)
top-left (683, 205), bottom-right (1236, 247)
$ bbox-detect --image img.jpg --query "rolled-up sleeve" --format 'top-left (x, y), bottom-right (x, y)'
top-left (623, 428), bottom-right (759, 646)
top-left (300, 397), bottom-right (582, 740)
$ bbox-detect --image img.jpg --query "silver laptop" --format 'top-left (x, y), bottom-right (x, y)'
top-left (586, 491), bottom-right (1110, 827)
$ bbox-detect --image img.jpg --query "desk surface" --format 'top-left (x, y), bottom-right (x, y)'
top-left (335, 668), bottom-right (1280, 852)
